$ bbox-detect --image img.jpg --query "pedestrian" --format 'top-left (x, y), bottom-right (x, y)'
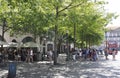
top-left (104, 48), bottom-right (109, 60)
top-left (26, 49), bottom-right (30, 63)
top-left (72, 54), bottom-right (76, 61)
top-left (4, 50), bottom-right (8, 62)
top-left (0, 51), bottom-right (3, 63)
top-left (30, 49), bottom-right (33, 62)
top-left (47, 50), bottom-right (53, 64)
top-left (17, 52), bottom-right (21, 62)
top-left (99, 49), bottom-right (103, 55)
top-left (82, 48), bottom-right (86, 60)
top-left (14, 50), bottom-right (18, 61)
top-left (72, 49), bottom-right (77, 61)
top-left (112, 48), bottom-right (116, 60)
top-left (47, 50), bottom-right (53, 61)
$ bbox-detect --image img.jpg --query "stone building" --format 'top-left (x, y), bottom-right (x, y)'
top-left (105, 26), bottom-right (120, 50)
top-left (0, 26), bottom-right (54, 52)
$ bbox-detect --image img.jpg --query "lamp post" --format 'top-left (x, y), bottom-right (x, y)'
top-left (66, 31), bottom-right (70, 61)
top-left (74, 23), bottom-right (76, 50)
top-left (42, 37), bottom-right (46, 60)
top-left (105, 31), bottom-right (107, 48)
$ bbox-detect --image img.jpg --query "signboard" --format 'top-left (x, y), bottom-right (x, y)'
top-left (107, 41), bottom-right (118, 55)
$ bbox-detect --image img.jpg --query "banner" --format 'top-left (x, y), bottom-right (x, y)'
top-left (107, 41), bottom-right (118, 55)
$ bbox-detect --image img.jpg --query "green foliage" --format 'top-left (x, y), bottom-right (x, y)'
top-left (0, 0), bottom-right (116, 47)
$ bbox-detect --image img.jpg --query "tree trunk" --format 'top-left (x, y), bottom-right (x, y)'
top-left (1, 18), bottom-right (6, 50)
top-left (74, 23), bottom-right (76, 49)
top-left (53, 6), bottom-right (59, 65)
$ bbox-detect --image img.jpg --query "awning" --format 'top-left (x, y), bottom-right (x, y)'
top-left (21, 42), bottom-right (39, 47)
top-left (0, 40), bottom-right (8, 45)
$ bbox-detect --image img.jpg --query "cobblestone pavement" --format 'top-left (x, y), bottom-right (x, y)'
top-left (1, 53), bottom-right (120, 78)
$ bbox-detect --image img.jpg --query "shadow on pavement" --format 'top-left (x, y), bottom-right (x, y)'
top-left (16, 58), bottom-right (120, 78)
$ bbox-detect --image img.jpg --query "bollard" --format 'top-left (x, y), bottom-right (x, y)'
top-left (8, 62), bottom-right (16, 78)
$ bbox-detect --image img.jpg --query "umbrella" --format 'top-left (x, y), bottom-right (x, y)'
top-left (8, 42), bottom-right (18, 47)
top-left (21, 42), bottom-right (39, 47)
top-left (0, 40), bottom-right (8, 45)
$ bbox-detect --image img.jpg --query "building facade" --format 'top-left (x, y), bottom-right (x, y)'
top-left (105, 27), bottom-right (120, 50)
top-left (0, 26), bottom-right (54, 52)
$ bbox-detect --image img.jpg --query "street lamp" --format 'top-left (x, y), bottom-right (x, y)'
top-left (66, 31), bottom-right (70, 61)
top-left (105, 31), bottom-right (107, 48)
top-left (42, 37), bottom-right (46, 61)
top-left (74, 23), bottom-right (76, 50)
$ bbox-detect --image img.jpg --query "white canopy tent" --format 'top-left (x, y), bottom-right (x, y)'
top-left (20, 42), bottom-right (39, 47)
top-left (8, 42), bottom-right (21, 48)
top-left (0, 40), bottom-right (8, 45)
top-left (0, 40), bottom-right (9, 47)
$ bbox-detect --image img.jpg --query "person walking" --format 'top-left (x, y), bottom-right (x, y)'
top-left (104, 48), bottom-right (109, 60)
top-left (112, 49), bottom-right (116, 60)
top-left (92, 49), bottom-right (98, 61)
top-left (30, 49), bottom-right (33, 62)
top-left (26, 49), bottom-right (30, 63)
top-left (47, 50), bottom-right (53, 64)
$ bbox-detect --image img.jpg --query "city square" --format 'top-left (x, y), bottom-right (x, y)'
top-left (1, 0), bottom-right (120, 78)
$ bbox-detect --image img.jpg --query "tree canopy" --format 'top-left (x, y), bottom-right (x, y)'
top-left (0, 0), bottom-right (117, 47)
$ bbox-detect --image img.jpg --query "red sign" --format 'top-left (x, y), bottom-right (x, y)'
top-left (107, 41), bottom-right (118, 55)
top-left (108, 44), bottom-right (117, 48)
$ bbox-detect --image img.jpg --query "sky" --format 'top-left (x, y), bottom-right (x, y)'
top-left (105, 0), bottom-right (120, 27)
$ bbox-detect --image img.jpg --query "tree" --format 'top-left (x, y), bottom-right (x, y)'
top-left (66, 1), bottom-right (116, 48)
top-left (39, 0), bottom-right (89, 64)
top-left (0, 0), bottom-right (117, 64)
top-left (0, 0), bottom-right (12, 50)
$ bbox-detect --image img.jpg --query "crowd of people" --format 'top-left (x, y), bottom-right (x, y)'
top-left (0, 47), bottom-right (118, 64)
top-left (71, 47), bottom-right (118, 61)
top-left (0, 48), bottom-right (35, 63)
top-left (104, 47), bottom-right (117, 60)
top-left (71, 48), bottom-right (99, 61)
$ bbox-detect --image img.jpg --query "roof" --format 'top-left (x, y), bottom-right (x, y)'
top-left (105, 26), bottom-right (120, 32)
top-left (105, 26), bottom-right (120, 30)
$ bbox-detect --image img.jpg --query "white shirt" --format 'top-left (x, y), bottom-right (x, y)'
top-left (30, 50), bottom-right (33, 55)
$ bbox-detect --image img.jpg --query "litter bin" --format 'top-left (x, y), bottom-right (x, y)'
top-left (8, 62), bottom-right (16, 78)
